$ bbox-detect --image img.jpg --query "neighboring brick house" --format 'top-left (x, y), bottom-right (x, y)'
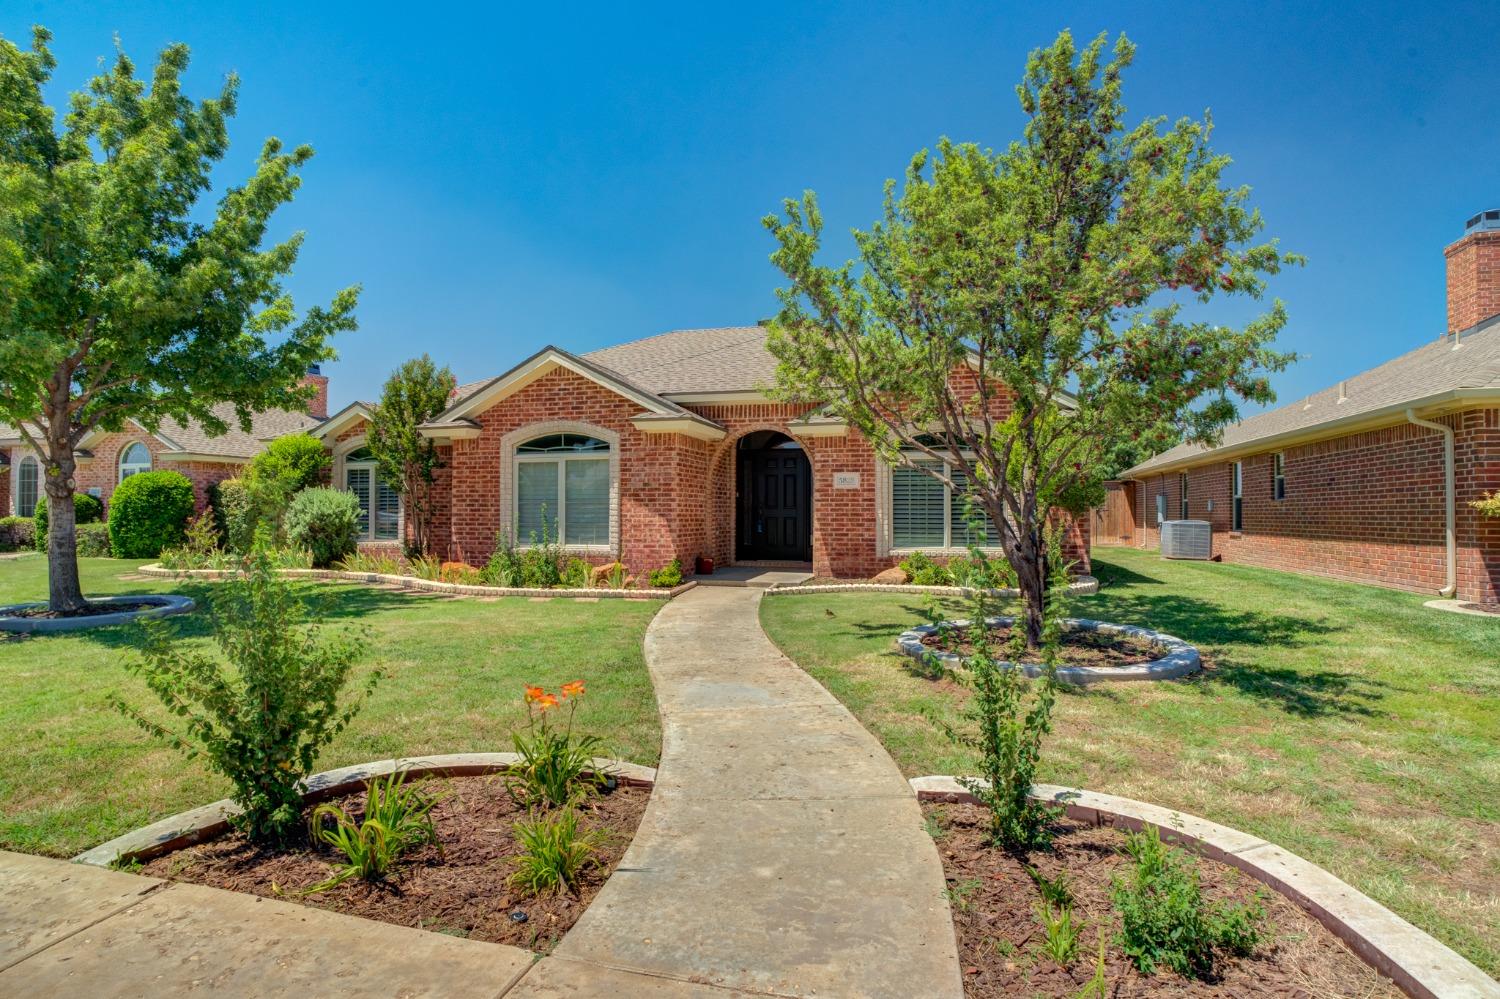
top-left (1, 371), bottom-right (329, 520)
top-left (312, 329), bottom-right (1090, 580)
top-left (1121, 212), bottom-right (1500, 605)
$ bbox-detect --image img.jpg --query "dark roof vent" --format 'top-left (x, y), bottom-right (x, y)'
top-left (307, 363), bottom-right (323, 376)
top-left (1464, 209), bottom-right (1500, 234)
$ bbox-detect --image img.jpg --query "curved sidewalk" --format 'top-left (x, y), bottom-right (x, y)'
top-left (543, 585), bottom-right (963, 998)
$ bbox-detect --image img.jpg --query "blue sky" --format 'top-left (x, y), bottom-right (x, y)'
top-left (12, 1), bottom-right (1500, 412)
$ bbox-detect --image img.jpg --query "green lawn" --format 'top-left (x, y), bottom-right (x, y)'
top-left (0, 554), bottom-right (661, 858)
top-left (760, 546), bottom-right (1500, 976)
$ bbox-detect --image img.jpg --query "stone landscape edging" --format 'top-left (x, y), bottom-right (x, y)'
top-left (137, 563), bottom-right (696, 601)
top-left (0, 594), bottom-right (196, 634)
top-left (765, 573), bottom-right (1100, 598)
top-left (73, 752), bottom-right (658, 869)
top-left (912, 776), bottom-right (1499, 999)
top-left (896, 615), bottom-right (1201, 685)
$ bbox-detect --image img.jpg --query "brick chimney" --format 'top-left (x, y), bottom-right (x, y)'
top-left (1445, 209), bottom-right (1500, 333)
top-left (300, 365), bottom-right (330, 419)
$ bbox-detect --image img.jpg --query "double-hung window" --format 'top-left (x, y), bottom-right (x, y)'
top-left (1272, 453), bottom-right (1286, 500)
top-left (514, 433), bottom-right (610, 547)
top-left (343, 447), bottom-right (400, 542)
top-left (16, 455), bottom-right (39, 517)
top-left (890, 457), bottom-right (998, 550)
top-left (1231, 461), bottom-right (1244, 530)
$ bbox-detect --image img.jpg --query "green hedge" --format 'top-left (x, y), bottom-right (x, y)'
top-left (284, 487), bottom-right (361, 568)
top-left (0, 516), bottom-right (34, 552)
top-left (33, 492), bottom-right (104, 550)
top-left (108, 471), bottom-right (196, 559)
top-left (76, 522), bottom-right (113, 557)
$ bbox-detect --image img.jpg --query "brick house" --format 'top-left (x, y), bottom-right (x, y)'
top-left (1121, 212), bottom-right (1500, 605)
top-left (311, 330), bottom-right (1091, 580)
top-left (1, 371), bottom-right (329, 520)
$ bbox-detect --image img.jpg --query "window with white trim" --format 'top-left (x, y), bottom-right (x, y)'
top-left (514, 433), bottom-right (610, 546)
top-left (891, 458), bottom-right (999, 550)
top-left (1272, 453), bottom-right (1286, 500)
top-left (17, 455), bottom-right (39, 517)
top-left (343, 446), bottom-right (400, 541)
top-left (1179, 472), bottom-right (1189, 520)
top-left (1231, 461), bottom-right (1243, 530)
top-left (119, 442), bottom-right (151, 482)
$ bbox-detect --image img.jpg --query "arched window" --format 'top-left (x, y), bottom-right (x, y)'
top-left (119, 442), bottom-right (152, 482)
top-left (514, 433), bottom-right (610, 546)
top-left (16, 455), bottom-right (39, 517)
top-left (342, 445), bottom-right (400, 542)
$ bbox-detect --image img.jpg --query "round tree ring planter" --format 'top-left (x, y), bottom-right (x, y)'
top-left (73, 752), bottom-right (657, 869)
top-left (911, 777), bottom-right (1499, 999)
top-left (0, 594), bottom-right (195, 634)
top-left (896, 616), bottom-right (1201, 685)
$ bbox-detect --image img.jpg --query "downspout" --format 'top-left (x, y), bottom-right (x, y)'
top-left (1404, 409), bottom-right (1457, 598)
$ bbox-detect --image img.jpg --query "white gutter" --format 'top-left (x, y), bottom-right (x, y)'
top-left (1404, 409), bottom-right (1457, 598)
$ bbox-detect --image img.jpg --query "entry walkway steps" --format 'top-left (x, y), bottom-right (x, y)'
top-left (544, 585), bottom-right (963, 997)
top-left (695, 564), bottom-right (813, 588)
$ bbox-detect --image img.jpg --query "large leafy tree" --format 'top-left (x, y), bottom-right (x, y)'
top-left (764, 31), bottom-right (1298, 646)
top-left (0, 28), bottom-right (357, 612)
top-left (367, 355), bottom-right (456, 556)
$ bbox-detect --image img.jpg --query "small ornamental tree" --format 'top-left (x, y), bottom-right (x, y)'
top-left (114, 536), bottom-right (378, 844)
top-left (0, 29), bottom-right (357, 613)
top-left (367, 355), bottom-right (456, 556)
top-left (763, 31), bottom-right (1299, 647)
top-left (247, 432), bottom-right (330, 494)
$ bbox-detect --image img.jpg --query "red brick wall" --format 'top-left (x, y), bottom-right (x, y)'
top-left (0, 459), bottom-right (9, 517)
top-left (1130, 408), bottom-right (1499, 603)
top-left (1445, 230), bottom-right (1500, 333)
top-left (71, 430), bottom-right (241, 514)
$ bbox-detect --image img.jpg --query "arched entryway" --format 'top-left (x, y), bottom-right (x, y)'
top-left (736, 430), bottom-right (812, 562)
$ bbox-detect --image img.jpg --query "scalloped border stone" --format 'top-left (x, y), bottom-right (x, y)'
top-left (766, 574), bottom-right (1100, 598)
top-left (0, 594), bottom-right (195, 634)
top-left (74, 752), bottom-right (657, 869)
top-left (896, 615), bottom-right (1200, 685)
top-left (911, 777), bottom-right (1498, 999)
top-left (137, 563), bottom-right (695, 601)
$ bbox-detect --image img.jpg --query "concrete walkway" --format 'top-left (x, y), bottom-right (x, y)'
top-left (0, 586), bottom-right (961, 998)
top-left (545, 585), bottom-right (963, 997)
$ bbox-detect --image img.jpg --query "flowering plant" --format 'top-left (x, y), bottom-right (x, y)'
top-left (507, 681), bottom-right (609, 807)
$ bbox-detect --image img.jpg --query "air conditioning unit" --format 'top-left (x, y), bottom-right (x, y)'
top-left (1161, 520), bottom-right (1212, 560)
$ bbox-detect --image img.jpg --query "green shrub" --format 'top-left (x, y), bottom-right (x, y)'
top-left (1472, 490), bottom-right (1500, 518)
top-left (409, 554), bottom-right (443, 580)
top-left (246, 432), bottom-right (330, 494)
top-left (113, 541), bottom-right (379, 844)
top-left (648, 558), bottom-right (683, 588)
top-left (336, 550), bottom-right (405, 575)
top-left (561, 557), bottom-right (591, 589)
top-left (507, 681), bottom-right (608, 808)
top-left (210, 478), bottom-right (256, 553)
top-left (900, 551), bottom-right (954, 586)
top-left (509, 807), bottom-right (602, 895)
top-left (1110, 825), bottom-right (1265, 978)
top-left (0, 516), bottom-right (34, 552)
top-left (482, 533), bottom-right (523, 587)
top-left (519, 514), bottom-right (563, 587)
top-left (158, 511), bottom-right (225, 570)
top-left (75, 522), bottom-right (113, 557)
top-left (285, 487), bottom-right (361, 568)
top-left (306, 771), bottom-right (441, 891)
top-left (33, 492), bottom-right (104, 550)
top-left (108, 470), bottom-right (196, 558)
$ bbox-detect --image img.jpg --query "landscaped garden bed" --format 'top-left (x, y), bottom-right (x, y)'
top-left (926, 802), bottom-right (1400, 998)
top-left (141, 772), bottom-right (648, 951)
top-left (898, 616), bottom-right (1201, 684)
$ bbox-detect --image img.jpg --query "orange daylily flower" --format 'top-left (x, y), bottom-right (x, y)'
top-left (535, 693), bottom-right (561, 711)
top-left (524, 685), bottom-right (546, 704)
top-left (561, 680), bottom-right (586, 698)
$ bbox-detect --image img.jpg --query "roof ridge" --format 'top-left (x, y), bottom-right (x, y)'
top-left (582, 325), bottom-right (764, 358)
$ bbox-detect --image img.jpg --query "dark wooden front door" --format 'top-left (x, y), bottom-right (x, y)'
top-left (738, 447), bottom-right (811, 561)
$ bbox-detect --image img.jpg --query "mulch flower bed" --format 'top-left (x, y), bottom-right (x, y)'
top-left (922, 626), bottom-right (1159, 668)
top-left (925, 802), bottom-right (1401, 998)
top-left (142, 774), bottom-right (648, 952)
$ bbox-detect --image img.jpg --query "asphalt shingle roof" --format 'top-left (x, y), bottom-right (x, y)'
top-left (581, 326), bottom-right (776, 395)
top-left (0, 405), bottom-right (320, 460)
top-left (1123, 316), bottom-right (1500, 477)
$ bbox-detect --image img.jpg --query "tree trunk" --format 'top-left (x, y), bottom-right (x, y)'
top-left (1010, 529), bottom-right (1047, 650)
top-left (44, 453), bottom-right (88, 614)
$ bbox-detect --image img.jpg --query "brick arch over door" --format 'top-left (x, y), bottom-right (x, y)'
top-left (704, 424), bottom-right (817, 566)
